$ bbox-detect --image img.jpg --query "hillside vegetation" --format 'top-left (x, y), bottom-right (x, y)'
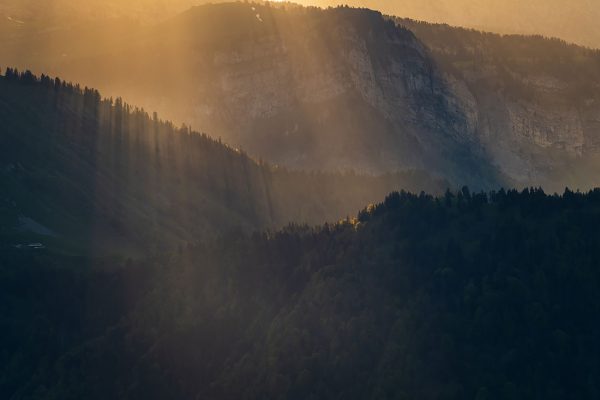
top-left (3, 3), bottom-right (600, 189)
top-left (2, 188), bottom-right (600, 399)
top-left (0, 68), bottom-right (444, 254)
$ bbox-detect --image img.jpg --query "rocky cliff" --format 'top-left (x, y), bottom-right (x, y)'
top-left (399, 19), bottom-right (600, 189)
top-left (3, 2), bottom-right (600, 190)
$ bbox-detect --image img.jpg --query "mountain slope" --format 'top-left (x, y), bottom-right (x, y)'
top-left (0, 3), bottom-right (505, 188)
top-left (3, 188), bottom-right (600, 399)
top-left (396, 18), bottom-right (600, 191)
top-left (307, 0), bottom-right (600, 49)
top-left (3, 0), bottom-right (600, 49)
top-left (4, 3), bottom-right (600, 189)
top-left (0, 69), bottom-right (445, 254)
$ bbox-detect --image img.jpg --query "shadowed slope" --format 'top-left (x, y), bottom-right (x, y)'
top-left (3, 188), bottom-right (600, 399)
top-left (0, 69), bottom-right (445, 254)
top-left (0, 3), bottom-right (505, 188)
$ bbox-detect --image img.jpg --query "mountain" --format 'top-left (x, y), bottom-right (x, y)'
top-left (1, 3), bottom-right (501, 187)
top-left (308, 0), bottom-right (600, 49)
top-left (3, 188), bottom-right (600, 399)
top-left (3, 3), bottom-right (600, 399)
top-left (0, 69), bottom-right (444, 255)
top-left (3, 2), bottom-right (600, 190)
top-left (3, 0), bottom-right (600, 49)
top-left (396, 18), bottom-right (600, 192)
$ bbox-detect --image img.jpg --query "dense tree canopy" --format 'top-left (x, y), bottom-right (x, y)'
top-left (2, 188), bottom-right (600, 399)
top-left (2, 8), bottom-right (600, 400)
top-left (0, 68), bottom-right (445, 255)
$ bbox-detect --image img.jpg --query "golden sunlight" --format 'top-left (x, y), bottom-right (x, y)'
top-left (1, 1), bottom-right (599, 398)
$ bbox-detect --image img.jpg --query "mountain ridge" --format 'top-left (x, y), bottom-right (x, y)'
top-left (3, 3), bottom-right (598, 190)
top-left (3, 187), bottom-right (600, 399)
top-left (2, 4), bottom-right (600, 397)
top-left (0, 68), bottom-right (446, 255)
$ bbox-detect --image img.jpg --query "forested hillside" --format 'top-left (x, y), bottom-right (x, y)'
top-left (0, 3), bottom-right (506, 188)
top-left (3, 188), bottom-right (600, 399)
top-left (3, 3), bottom-right (600, 189)
top-left (3, 2), bottom-right (600, 400)
top-left (0, 69), bottom-right (444, 255)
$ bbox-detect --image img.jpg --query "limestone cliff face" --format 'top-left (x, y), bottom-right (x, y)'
top-left (13, 3), bottom-right (600, 189)
top-left (157, 5), bottom-right (492, 186)
top-left (397, 18), bottom-right (600, 189)
top-left (162, 4), bottom-right (600, 189)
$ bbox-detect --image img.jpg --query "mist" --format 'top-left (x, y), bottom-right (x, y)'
top-left (303, 0), bottom-right (600, 49)
top-left (3, 1), bottom-right (600, 399)
top-left (3, 1), bottom-right (598, 48)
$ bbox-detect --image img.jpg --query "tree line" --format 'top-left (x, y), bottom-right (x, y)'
top-left (2, 187), bottom-right (599, 399)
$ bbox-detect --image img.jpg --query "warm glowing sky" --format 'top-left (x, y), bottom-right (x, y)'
top-left (1, 0), bottom-right (598, 48)
top-left (269, 0), bottom-right (600, 49)
top-left (296, 0), bottom-right (600, 48)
